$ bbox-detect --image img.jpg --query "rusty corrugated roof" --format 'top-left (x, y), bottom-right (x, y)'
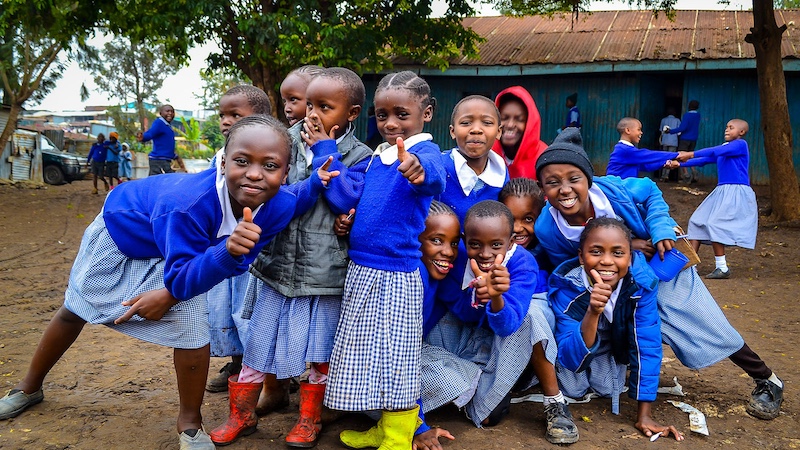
top-left (447, 10), bottom-right (800, 66)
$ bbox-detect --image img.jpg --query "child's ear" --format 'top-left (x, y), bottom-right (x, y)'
top-left (219, 155), bottom-right (226, 175)
top-left (348, 105), bottom-right (362, 123)
top-left (449, 124), bottom-right (456, 140)
top-left (578, 249), bottom-right (585, 266)
top-left (495, 123), bottom-right (503, 141)
top-left (422, 105), bottom-right (433, 123)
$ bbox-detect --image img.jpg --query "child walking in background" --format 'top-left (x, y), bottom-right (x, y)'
top-left (204, 85), bottom-right (273, 394)
top-left (87, 133), bottom-right (109, 194)
top-left (211, 68), bottom-right (372, 448)
top-left (423, 200), bottom-right (578, 445)
top-left (326, 71), bottom-right (446, 450)
top-left (104, 131), bottom-right (122, 188)
top-left (674, 119), bottom-right (756, 280)
top-left (119, 143), bottom-right (133, 181)
top-left (606, 117), bottom-right (678, 179)
top-left (0, 115), bottom-right (334, 449)
top-left (550, 218), bottom-right (683, 441)
top-left (280, 65), bottom-right (325, 126)
top-left (534, 128), bottom-right (784, 422)
top-left (492, 86), bottom-right (548, 179)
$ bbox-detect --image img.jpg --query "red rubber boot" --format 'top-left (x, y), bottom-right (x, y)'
top-left (285, 382), bottom-right (326, 448)
top-left (210, 375), bottom-right (260, 446)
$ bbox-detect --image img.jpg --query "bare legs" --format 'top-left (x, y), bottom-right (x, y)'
top-left (175, 344), bottom-right (211, 433)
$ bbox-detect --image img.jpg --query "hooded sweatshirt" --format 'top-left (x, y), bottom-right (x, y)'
top-left (492, 86), bottom-right (548, 180)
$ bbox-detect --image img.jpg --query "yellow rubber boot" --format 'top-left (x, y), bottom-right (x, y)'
top-left (339, 420), bottom-right (384, 449)
top-left (376, 406), bottom-right (420, 450)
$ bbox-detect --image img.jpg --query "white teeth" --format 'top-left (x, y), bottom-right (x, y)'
top-left (598, 271), bottom-right (615, 276)
top-left (559, 198), bottom-right (577, 208)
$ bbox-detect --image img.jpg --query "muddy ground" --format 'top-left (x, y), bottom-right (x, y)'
top-left (0, 178), bottom-right (797, 449)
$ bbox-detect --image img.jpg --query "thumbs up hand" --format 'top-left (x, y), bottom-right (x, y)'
top-left (396, 137), bottom-right (425, 185)
top-left (226, 206), bottom-right (263, 257)
top-left (469, 254), bottom-right (509, 312)
top-left (588, 269), bottom-right (612, 316)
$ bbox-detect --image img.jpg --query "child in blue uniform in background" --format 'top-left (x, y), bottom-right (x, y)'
top-left (0, 115), bottom-right (336, 450)
top-left (550, 217), bottom-right (683, 441)
top-left (675, 119), bottom-right (757, 280)
top-left (606, 117), bottom-right (678, 179)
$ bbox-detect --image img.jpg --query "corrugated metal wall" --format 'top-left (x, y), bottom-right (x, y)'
top-left (0, 110), bottom-right (9, 180)
top-left (356, 70), bottom-right (799, 184)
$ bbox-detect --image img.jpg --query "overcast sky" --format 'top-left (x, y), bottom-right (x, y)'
top-left (35, 0), bottom-right (752, 113)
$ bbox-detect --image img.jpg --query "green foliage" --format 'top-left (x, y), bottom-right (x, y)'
top-left (196, 69), bottom-right (250, 110)
top-left (775, 0), bottom-right (800, 7)
top-left (105, 106), bottom-right (140, 143)
top-left (202, 115), bottom-right (225, 150)
top-left (174, 116), bottom-right (206, 155)
top-left (497, 0), bottom-right (677, 17)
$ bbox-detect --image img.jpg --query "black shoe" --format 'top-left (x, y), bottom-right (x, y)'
top-left (205, 361), bottom-right (242, 393)
top-left (482, 392), bottom-right (512, 427)
top-left (746, 378), bottom-right (783, 420)
top-left (706, 268), bottom-right (731, 279)
top-left (544, 401), bottom-right (579, 444)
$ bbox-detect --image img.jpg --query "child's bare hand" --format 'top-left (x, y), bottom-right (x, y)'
top-left (676, 151), bottom-right (694, 162)
top-left (588, 269), bottom-right (611, 315)
top-left (665, 160), bottom-right (680, 169)
top-left (317, 155), bottom-right (341, 186)
top-left (469, 254), bottom-right (506, 305)
top-left (635, 415), bottom-right (684, 441)
top-left (654, 239), bottom-right (675, 261)
top-left (301, 116), bottom-right (338, 147)
top-left (632, 238), bottom-right (655, 259)
top-left (396, 137), bottom-right (425, 185)
top-left (114, 288), bottom-right (178, 324)
top-left (136, 131), bottom-right (144, 142)
top-left (226, 207), bottom-right (262, 257)
top-left (334, 208), bottom-right (355, 236)
top-left (413, 427), bottom-right (455, 450)
top-left (488, 259), bottom-right (510, 297)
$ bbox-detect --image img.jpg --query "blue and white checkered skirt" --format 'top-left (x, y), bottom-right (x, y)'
top-left (207, 272), bottom-right (251, 357)
top-left (242, 276), bottom-right (341, 378)
top-left (324, 262), bottom-right (423, 412)
top-left (64, 214), bottom-right (209, 349)
top-left (688, 184), bottom-right (757, 249)
top-left (421, 296), bottom-right (557, 426)
top-left (657, 266), bottom-right (744, 369)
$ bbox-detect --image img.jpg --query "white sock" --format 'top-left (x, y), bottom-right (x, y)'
top-left (768, 372), bottom-right (783, 388)
top-left (544, 391), bottom-right (566, 405)
top-left (714, 255), bottom-right (728, 272)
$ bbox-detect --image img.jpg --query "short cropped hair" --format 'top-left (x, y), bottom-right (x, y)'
top-left (450, 95), bottom-right (500, 125)
top-left (223, 85), bottom-right (271, 115)
top-left (616, 117), bottom-right (639, 135)
top-left (318, 67), bottom-right (366, 107)
top-left (464, 200), bottom-right (514, 237)
top-left (579, 216), bottom-right (632, 249)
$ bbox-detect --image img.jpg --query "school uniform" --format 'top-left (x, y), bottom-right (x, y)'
top-left (534, 175), bottom-right (744, 369)
top-left (681, 139), bottom-right (757, 249)
top-left (65, 168), bottom-right (318, 349)
top-left (324, 134), bottom-right (446, 412)
top-left (436, 148), bottom-right (508, 223)
top-left (420, 243), bottom-right (557, 426)
top-left (241, 123), bottom-right (371, 377)
top-left (606, 140), bottom-right (678, 179)
top-left (550, 253), bottom-right (662, 414)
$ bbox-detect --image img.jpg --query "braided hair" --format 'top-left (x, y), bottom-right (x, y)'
top-left (375, 71), bottom-right (436, 113)
top-left (428, 200), bottom-right (457, 218)
top-left (499, 177), bottom-right (544, 209)
top-left (579, 216), bottom-right (632, 249)
top-left (224, 114), bottom-right (292, 159)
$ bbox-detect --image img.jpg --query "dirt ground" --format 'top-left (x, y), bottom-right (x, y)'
top-left (0, 178), bottom-right (797, 450)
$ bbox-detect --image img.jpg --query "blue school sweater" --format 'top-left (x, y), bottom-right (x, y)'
top-left (348, 138), bottom-right (446, 272)
top-left (87, 142), bottom-right (108, 163)
top-left (436, 149), bottom-right (509, 223)
top-left (102, 168), bottom-right (323, 301)
top-left (142, 117), bottom-right (176, 160)
top-left (534, 176), bottom-right (678, 267)
top-left (435, 243), bottom-right (540, 337)
top-left (668, 110), bottom-right (700, 141)
top-left (680, 138), bottom-right (750, 186)
top-left (606, 141), bottom-right (678, 179)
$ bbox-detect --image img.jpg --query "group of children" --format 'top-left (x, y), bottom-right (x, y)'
top-left (0, 66), bottom-right (784, 450)
top-left (86, 131), bottom-right (134, 193)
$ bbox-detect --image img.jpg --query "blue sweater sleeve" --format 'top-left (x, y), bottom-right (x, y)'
top-left (310, 140), bottom-right (369, 214)
top-left (408, 141), bottom-right (446, 197)
top-left (142, 119), bottom-right (164, 142)
top-left (616, 177), bottom-right (677, 245)
top-left (627, 284), bottom-right (662, 402)
top-left (693, 139), bottom-right (747, 159)
top-left (679, 156), bottom-right (715, 168)
top-left (550, 283), bottom-right (600, 372)
top-left (282, 169), bottom-right (326, 219)
top-left (415, 398), bottom-right (431, 435)
top-left (485, 251), bottom-right (540, 337)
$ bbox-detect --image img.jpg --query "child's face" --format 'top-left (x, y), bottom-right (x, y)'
top-left (464, 216), bottom-right (512, 272)
top-left (219, 94), bottom-right (257, 137)
top-left (305, 78), bottom-right (360, 139)
top-left (626, 120), bottom-right (643, 145)
top-left (97, 134), bottom-right (105, 143)
top-left (450, 99), bottom-right (501, 165)
top-left (538, 164), bottom-right (592, 225)
top-left (221, 126), bottom-right (289, 215)
top-left (419, 214), bottom-right (461, 281)
top-left (280, 73), bottom-right (309, 126)
top-left (503, 195), bottom-right (542, 249)
top-left (374, 88), bottom-right (433, 145)
top-left (160, 106), bottom-right (175, 122)
top-left (499, 99), bottom-right (527, 149)
top-left (579, 225), bottom-right (631, 288)
top-left (724, 120), bottom-right (747, 142)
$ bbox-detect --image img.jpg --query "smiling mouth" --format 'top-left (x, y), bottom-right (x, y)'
top-left (240, 184), bottom-right (264, 194)
top-left (513, 234), bottom-right (530, 246)
top-left (559, 197), bottom-right (578, 208)
top-left (596, 270), bottom-right (616, 280)
top-left (431, 259), bottom-right (454, 273)
top-left (477, 261), bottom-right (495, 271)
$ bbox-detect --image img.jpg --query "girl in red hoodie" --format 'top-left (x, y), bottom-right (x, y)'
top-left (492, 86), bottom-right (548, 180)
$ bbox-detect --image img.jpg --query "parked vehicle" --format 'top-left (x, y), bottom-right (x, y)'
top-left (15, 130), bottom-right (88, 185)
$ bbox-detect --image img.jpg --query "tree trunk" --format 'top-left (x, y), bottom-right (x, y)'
top-left (745, 2), bottom-right (800, 221)
top-left (0, 103), bottom-right (23, 168)
top-left (248, 67), bottom-right (282, 122)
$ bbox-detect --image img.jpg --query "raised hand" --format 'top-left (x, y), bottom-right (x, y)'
top-left (334, 208), bottom-right (355, 236)
top-left (469, 254), bottom-right (507, 311)
top-left (226, 207), bottom-right (262, 257)
top-left (588, 269), bottom-right (612, 316)
top-left (136, 131), bottom-right (144, 142)
top-left (114, 288), bottom-right (178, 324)
top-left (301, 116), bottom-right (338, 147)
top-left (317, 155), bottom-right (341, 186)
top-left (396, 137), bottom-right (425, 185)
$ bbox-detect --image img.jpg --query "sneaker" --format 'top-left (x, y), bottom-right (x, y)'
top-left (746, 378), bottom-right (783, 420)
top-left (179, 428), bottom-right (215, 450)
top-left (0, 389), bottom-right (44, 420)
top-left (706, 268), bottom-right (731, 279)
top-left (482, 392), bottom-right (512, 427)
top-left (544, 401), bottom-right (579, 444)
top-left (205, 361), bottom-right (242, 393)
